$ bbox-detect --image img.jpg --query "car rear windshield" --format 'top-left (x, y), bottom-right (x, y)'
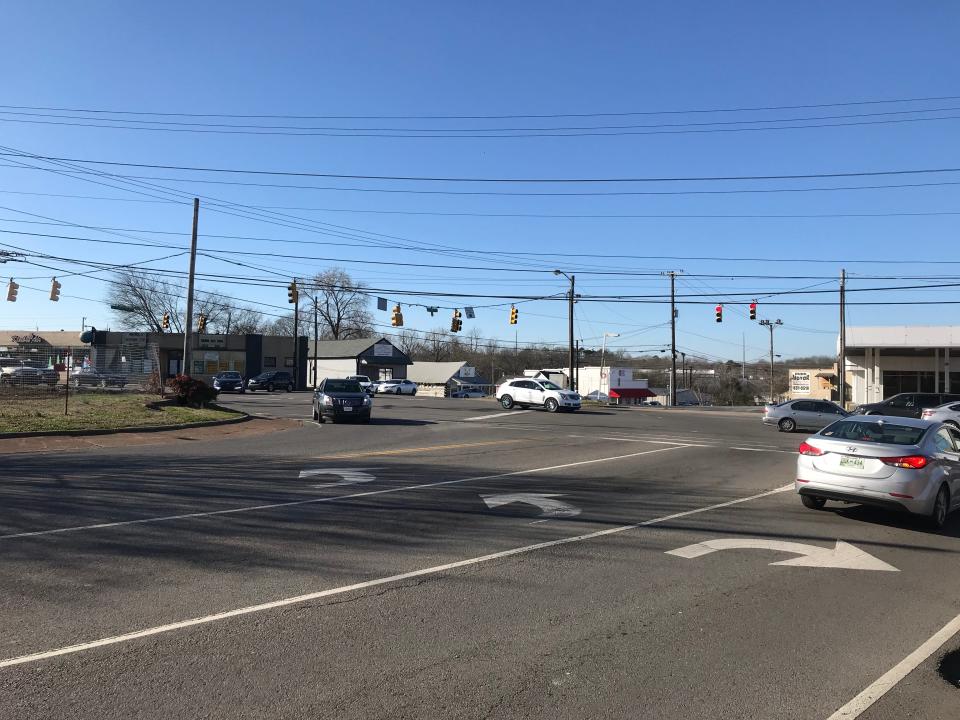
top-left (324, 380), bottom-right (362, 393)
top-left (820, 420), bottom-right (927, 445)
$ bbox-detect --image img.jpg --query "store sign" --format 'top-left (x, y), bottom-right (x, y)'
top-left (199, 335), bottom-right (226, 349)
top-left (373, 343), bottom-right (393, 358)
top-left (460, 365), bottom-right (476, 378)
top-left (10, 333), bottom-right (46, 345)
top-left (122, 332), bottom-right (147, 345)
top-left (790, 371), bottom-right (811, 395)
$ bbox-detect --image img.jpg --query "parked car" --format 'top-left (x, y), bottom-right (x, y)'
top-left (376, 378), bottom-right (417, 395)
top-left (247, 370), bottom-right (294, 392)
top-left (0, 360), bottom-right (58, 386)
top-left (346, 375), bottom-right (375, 394)
top-left (583, 390), bottom-right (610, 402)
top-left (762, 399), bottom-right (849, 432)
top-left (854, 392), bottom-right (960, 419)
top-left (69, 367), bottom-right (127, 388)
top-left (796, 416), bottom-right (960, 528)
top-left (212, 371), bottom-right (245, 393)
top-left (921, 401), bottom-right (960, 427)
top-left (496, 378), bottom-right (581, 413)
top-left (450, 389), bottom-right (486, 398)
top-left (312, 378), bottom-right (372, 424)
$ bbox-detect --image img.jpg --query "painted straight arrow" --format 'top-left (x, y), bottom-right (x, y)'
top-left (298, 468), bottom-right (377, 486)
top-left (482, 493), bottom-right (580, 518)
top-left (666, 539), bottom-right (898, 571)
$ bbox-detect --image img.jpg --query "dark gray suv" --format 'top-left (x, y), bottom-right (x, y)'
top-left (247, 370), bottom-right (294, 392)
top-left (855, 392), bottom-right (960, 419)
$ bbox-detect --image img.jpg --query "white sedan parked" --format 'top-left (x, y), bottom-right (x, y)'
top-left (375, 378), bottom-right (418, 395)
top-left (921, 401), bottom-right (960, 428)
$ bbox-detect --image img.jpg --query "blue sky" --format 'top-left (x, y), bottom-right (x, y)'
top-left (1, 1), bottom-right (959, 364)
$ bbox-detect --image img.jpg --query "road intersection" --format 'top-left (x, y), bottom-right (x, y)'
top-left (1, 396), bottom-right (958, 718)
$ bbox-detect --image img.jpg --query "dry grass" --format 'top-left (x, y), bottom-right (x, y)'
top-left (0, 391), bottom-right (239, 433)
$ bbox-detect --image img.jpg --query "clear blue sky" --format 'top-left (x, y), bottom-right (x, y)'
top-left (2, 1), bottom-right (959, 364)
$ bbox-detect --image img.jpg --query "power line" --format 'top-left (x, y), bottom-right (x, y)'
top-left (4, 151), bottom-right (960, 183)
top-left (2, 93), bottom-right (957, 119)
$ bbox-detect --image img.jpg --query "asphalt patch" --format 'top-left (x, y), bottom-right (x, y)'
top-left (939, 648), bottom-right (960, 688)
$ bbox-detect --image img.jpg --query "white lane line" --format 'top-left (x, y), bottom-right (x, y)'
top-left (0, 481), bottom-right (792, 669)
top-left (729, 447), bottom-right (797, 454)
top-left (463, 409), bottom-right (531, 421)
top-left (0, 446), bottom-right (686, 541)
top-left (826, 612), bottom-right (960, 719)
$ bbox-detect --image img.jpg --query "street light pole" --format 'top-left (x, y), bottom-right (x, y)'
top-left (760, 319), bottom-right (783, 402)
top-left (599, 331), bottom-right (620, 396)
top-left (553, 270), bottom-right (576, 391)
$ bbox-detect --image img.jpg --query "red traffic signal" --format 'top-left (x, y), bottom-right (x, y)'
top-left (715, 304), bottom-right (723, 323)
top-left (749, 302), bottom-right (757, 321)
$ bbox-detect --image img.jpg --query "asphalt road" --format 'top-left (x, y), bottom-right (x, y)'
top-left (2, 394), bottom-right (958, 719)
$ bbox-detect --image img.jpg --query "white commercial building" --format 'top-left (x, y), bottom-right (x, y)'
top-left (844, 326), bottom-right (960, 406)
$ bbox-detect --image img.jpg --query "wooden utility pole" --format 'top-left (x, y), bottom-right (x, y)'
top-left (838, 269), bottom-right (846, 408)
top-left (181, 198), bottom-right (199, 376)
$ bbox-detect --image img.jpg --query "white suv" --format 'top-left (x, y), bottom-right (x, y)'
top-left (496, 378), bottom-right (581, 413)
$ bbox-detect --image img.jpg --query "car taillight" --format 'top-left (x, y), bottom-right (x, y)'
top-left (921, 410), bottom-right (933, 418)
top-left (798, 441), bottom-right (824, 456)
top-left (880, 455), bottom-right (929, 469)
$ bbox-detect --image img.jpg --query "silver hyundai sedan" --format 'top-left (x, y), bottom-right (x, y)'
top-left (795, 415), bottom-right (959, 528)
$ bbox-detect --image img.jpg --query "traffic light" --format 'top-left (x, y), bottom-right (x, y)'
top-left (390, 304), bottom-right (403, 327)
top-left (161, 312), bottom-right (170, 330)
top-left (450, 309), bottom-right (462, 332)
top-left (287, 280), bottom-right (299, 304)
top-left (509, 305), bottom-right (518, 325)
top-left (749, 302), bottom-right (757, 321)
top-left (6, 278), bottom-right (19, 302)
top-left (49, 277), bottom-right (61, 302)
top-left (197, 313), bottom-right (207, 333)
top-left (715, 304), bottom-right (723, 323)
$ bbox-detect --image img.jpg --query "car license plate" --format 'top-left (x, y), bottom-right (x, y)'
top-left (343, 406), bottom-right (352, 412)
top-left (839, 456), bottom-right (864, 469)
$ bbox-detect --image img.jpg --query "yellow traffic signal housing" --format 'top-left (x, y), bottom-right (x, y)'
top-left (287, 281), bottom-right (299, 304)
top-left (509, 306), bottom-right (518, 325)
top-left (451, 309), bottom-right (462, 332)
top-left (49, 277), bottom-right (62, 302)
top-left (6, 279), bottom-right (18, 302)
top-left (391, 304), bottom-right (403, 327)
top-left (161, 312), bottom-right (170, 330)
top-left (197, 313), bottom-right (207, 333)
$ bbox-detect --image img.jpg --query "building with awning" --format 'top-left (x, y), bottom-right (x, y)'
top-left (843, 325), bottom-right (960, 407)
top-left (608, 387), bottom-right (656, 402)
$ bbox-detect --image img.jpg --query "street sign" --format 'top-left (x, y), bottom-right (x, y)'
top-left (666, 538), bottom-right (898, 571)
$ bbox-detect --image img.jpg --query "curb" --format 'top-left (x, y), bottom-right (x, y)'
top-left (0, 408), bottom-right (251, 440)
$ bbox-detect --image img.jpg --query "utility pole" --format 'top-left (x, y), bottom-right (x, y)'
top-left (553, 270), bottom-right (576, 390)
top-left (182, 198), bottom-right (199, 376)
top-left (760, 319), bottom-right (783, 402)
top-left (838, 269), bottom-right (846, 408)
top-left (742, 332), bottom-right (746, 381)
top-left (313, 294), bottom-right (319, 389)
top-left (292, 277), bottom-right (300, 391)
top-left (666, 271), bottom-right (677, 406)
top-left (679, 351), bottom-right (686, 392)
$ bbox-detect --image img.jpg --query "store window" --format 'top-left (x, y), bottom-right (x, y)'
top-left (882, 371), bottom-right (935, 397)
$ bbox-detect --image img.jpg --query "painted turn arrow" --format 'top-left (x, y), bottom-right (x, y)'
top-left (481, 493), bottom-right (581, 518)
top-left (666, 539), bottom-right (898, 571)
top-left (298, 468), bottom-right (377, 486)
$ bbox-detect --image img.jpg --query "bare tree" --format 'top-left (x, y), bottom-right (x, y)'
top-left (306, 268), bottom-right (373, 340)
top-left (107, 270), bottom-right (246, 334)
top-left (394, 329), bottom-right (426, 357)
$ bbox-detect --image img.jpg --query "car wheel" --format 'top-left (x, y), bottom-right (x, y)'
top-left (361, 417), bottom-right (371, 424)
top-left (801, 495), bottom-right (826, 510)
top-left (396, 388), bottom-right (402, 395)
top-left (286, 383), bottom-right (293, 392)
top-left (239, 388), bottom-right (245, 394)
top-left (312, 404), bottom-right (319, 421)
top-left (545, 398), bottom-right (559, 413)
top-left (267, 383), bottom-right (275, 392)
top-left (945, 420), bottom-right (959, 429)
top-left (500, 394), bottom-right (514, 409)
top-left (778, 418), bottom-right (796, 433)
top-left (930, 485), bottom-right (950, 529)
top-left (248, 387), bottom-right (255, 392)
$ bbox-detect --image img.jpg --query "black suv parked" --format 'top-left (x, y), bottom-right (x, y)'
top-left (247, 370), bottom-right (294, 392)
top-left (855, 392), bottom-right (960, 418)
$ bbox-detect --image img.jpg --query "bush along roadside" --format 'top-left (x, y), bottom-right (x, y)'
top-left (167, 374), bottom-right (219, 408)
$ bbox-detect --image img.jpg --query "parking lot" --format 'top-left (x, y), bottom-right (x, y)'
top-left (2, 393), bottom-right (958, 719)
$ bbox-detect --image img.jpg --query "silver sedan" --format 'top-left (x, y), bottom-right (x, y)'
top-left (921, 401), bottom-right (960, 427)
top-left (795, 415), bottom-right (960, 528)
top-left (762, 399), bottom-right (849, 432)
